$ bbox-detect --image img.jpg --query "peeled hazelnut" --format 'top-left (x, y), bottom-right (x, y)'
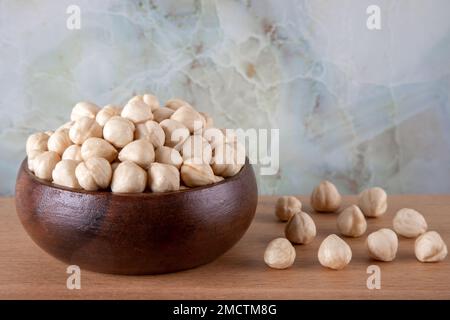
top-left (318, 234), bottom-right (352, 270)
top-left (75, 157), bottom-right (112, 191)
top-left (200, 112), bottom-right (214, 128)
top-left (393, 208), bottom-right (428, 238)
top-left (275, 196), bottom-right (302, 221)
top-left (180, 159), bottom-right (216, 187)
top-left (69, 116), bottom-right (103, 144)
top-left (366, 228), bottom-right (398, 261)
top-left (103, 116), bottom-right (135, 148)
top-left (81, 137), bottom-right (117, 162)
top-left (154, 146), bottom-right (183, 169)
top-left (310, 180), bottom-right (341, 213)
top-left (213, 175), bottom-right (224, 183)
top-left (358, 187), bottom-right (388, 217)
top-left (181, 135), bottom-right (212, 163)
top-left (121, 95), bottom-right (153, 124)
top-left (47, 129), bottom-right (72, 155)
top-left (415, 231), bottom-right (447, 262)
top-left (62, 145), bottom-right (82, 162)
top-left (211, 143), bottom-right (245, 177)
top-left (143, 94), bottom-right (160, 111)
top-left (95, 105), bottom-right (121, 127)
top-left (26, 132), bottom-right (49, 155)
top-left (203, 127), bottom-right (225, 150)
top-left (135, 120), bottom-right (165, 147)
top-left (153, 107), bottom-right (174, 123)
top-left (148, 162), bottom-right (180, 193)
top-left (71, 101), bottom-right (100, 121)
top-left (118, 139), bottom-right (155, 169)
top-left (33, 151), bottom-right (61, 181)
top-left (27, 149), bottom-right (45, 172)
top-left (111, 161), bottom-right (147, 193)
top-left (165, 98), bottom-right (194, 111)
top-left (264, 238), bottom-right (296, 269)
top-left (337, 205), bottom-right (367, 237)
top-left (285, 211), bottom-right (316, 244)
top-left (159, 119), bottom-right (190, 149)
top-left (170, 106), bottom-right (204, 133)
top-left (52, 160), bottom-right (81, 189)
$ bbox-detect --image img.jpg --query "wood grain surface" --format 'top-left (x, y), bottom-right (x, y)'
top-left (1, 195), bottom-right (449, 299)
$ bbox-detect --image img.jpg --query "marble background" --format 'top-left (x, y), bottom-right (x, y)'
top-left (1, 0), bottom-right (449, 195)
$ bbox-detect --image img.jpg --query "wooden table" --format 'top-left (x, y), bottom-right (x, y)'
top-left (1, 195), bottom-right (449, 299)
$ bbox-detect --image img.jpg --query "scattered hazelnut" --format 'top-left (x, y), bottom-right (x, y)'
top-left (358, 187), bottom-right (388, 217)
top-left (121, 95), bottom-right (153, 124)
top-left (264, 238), bottom-right (296, 269)
top-left (393, 208), bottom-right (428, 238)
top-left (103, 116), bottom-right (135, 148)
top-left (310, 180), bottom-right (342, 213)
top-left (415, 231), bottom-right (448, 262)
top-left (180, 159), bottom-right (216, 187)
top-left (47, 129), bottom-right (72, 155)
top-left (69, 116), bottom-right (103, 145)
top-left (366, 228), bottom-right (398, 262)
top-left (62, 145), bottom-right (82, 162)
top-left (285, 211), bottom-right (316, 244)
top-left (26, 132), bottom-right (49, 155)
top-left (154, 146), bottom-right (183, 169)
top-left (159, 119), bottom-right (190, 149)
top-left (52, 160), bottom-right (81, 189)
top-left (81, 137), bottom-right (117, 162)
top-left (181, 135), bottom-right (212, 163)
top-left (118, 139), bottom-right (155, 169)
top-left (135, 120), bottom-right (165, 147)
top-left (143, 94), bottom-right (160, 111)
top-left (170, 106), bottom-right (204, 133)
top-left (165, 98), bottom-right (194, 111)
top-left (70, 101), bottom-right (100, 121)
top-left (275, 196), bottom-right (302, 221)
top-left (33, 151), bottom-right (61, 181)
top-left (75, 157), bottom-right (112, 191)
top-left (336, 205), bottom-right (367, 237)
top-left (148, 162), bottom-right (180, 192)
top-left (95, 105), bottom-right (121, 127)
top-left (318, 234), bottom-right (352, 270)
top-left (153, 107), bottom-right (175, 123)
top-left (110, 161), bottom-right (147, 193)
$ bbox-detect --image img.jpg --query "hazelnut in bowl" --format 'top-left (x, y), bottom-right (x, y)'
top-left (15, 97), bottom-right (258, 275)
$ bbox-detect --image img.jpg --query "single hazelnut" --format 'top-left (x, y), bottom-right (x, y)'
top-left (81, 137), bottom-right (117, 162)
top-left (47, 129), bottom-right (72, 155)
top-left (180, 159), bottom-right (216, 187)
top-left (318, 234), bottom-right (352, 270)
top-left (358, 187), bottom-right (388, 217)
top-left (153, 107), bottom-right (175, 123)
top-left (33, 151), bottom-right (61, 181)
top-left (118, 139), bottom-right (155, 169)
top-left (110, 161), bottom-right (147, 193)
top-left (70, 101), bottom-right (100, 121)
top-left (121, 95), bottom-right (153, 124)
top-left (285, 211), bottom-right (316, 244)
top-left (26, 132), bottom-right (50, 155)
top-left (135, 120), bottom-right (165, 147)
top-left (75, 157), bottom-right (112, 191)
top-left (275, 196), bottom-right (302, 221)
top-left (165, 98), bottom-right (194, 111)
top-left (393, 208), bottom-right (428, 238)
top-left (264, 238), bottom-right (296, 269)
top-left (148, 162), bottom-right (180, 193)
top-left (366, 228), bottom-right (398, 261)
top-left (159, 119), bottom-right (190, 149)
top-left (95, 105), bottom-right (121, 127)
top-left (211, 142), bottom-right (245, 177)
top-left (69, 116), bottom-right (103, 145)
top-left (310, 180), bottom-right (341, 213)
top-left (181, 135), bottom-right (212, 163)
top-left (143, 94), bottom-right (160, 111)
top-left (103, 116), bottom-right (135, 148)
top-left (52, 160), bottom-right (81, 189)
top-left (170, 106), bottom-right (204, 133)
top-left (415, 231), bottom-right (447, 262)
top-left (27, 149), bottom-right (45, 172)
top-left (62, 144), bottom-right (82, 162)
top-left (154, 146), bottom-right (183, 169)
top-left (337, 205), bottom-right (367, 237)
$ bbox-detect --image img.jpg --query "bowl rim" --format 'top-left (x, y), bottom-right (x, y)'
top-left (20, 157), bottom-right (251, 197)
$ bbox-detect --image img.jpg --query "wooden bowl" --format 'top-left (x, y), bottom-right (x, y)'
top-left (15, 159), bottom-right (258, 275)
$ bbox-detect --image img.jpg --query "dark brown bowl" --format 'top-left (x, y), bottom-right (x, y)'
top-left (15, 159), bottom-right (257, 275)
